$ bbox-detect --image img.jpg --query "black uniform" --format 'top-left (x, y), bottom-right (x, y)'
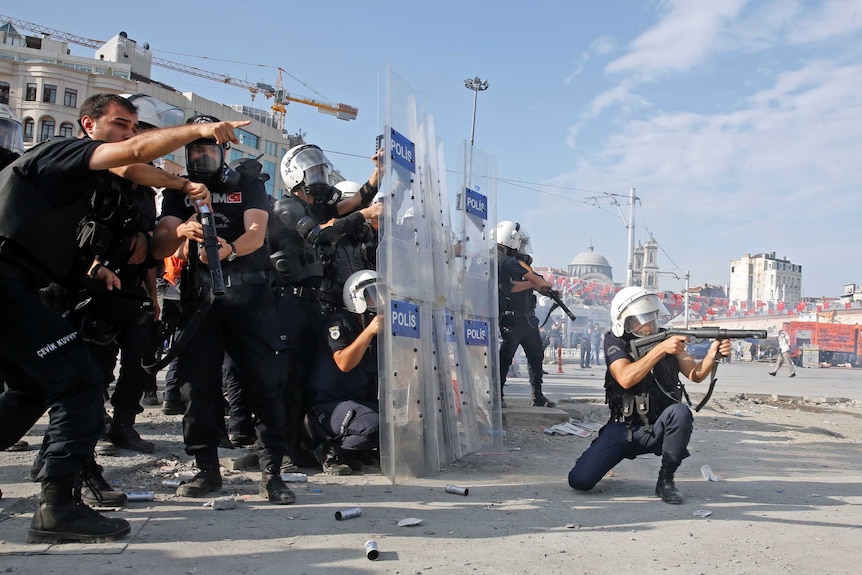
top-left (268, 193), bottom-right (369, 461)
top-left (0, 138), bottom-right (106, 478)
top-left (567, 330), bottom-right (693, 491)
top-left (308, 311), bottom-right (379, 455)
top-left (497, 253), bottom-right (548, 404)
top-left (160, 179), bottom-right (288, 471)
top-left (88, 181), bottom-right (158, 429)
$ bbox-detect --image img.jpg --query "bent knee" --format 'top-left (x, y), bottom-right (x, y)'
top-left (568, 468), bottom-right (598, 491)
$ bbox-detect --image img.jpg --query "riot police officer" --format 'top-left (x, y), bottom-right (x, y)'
top-left (151, 115), bottom-right (295, 504)
top-left (0, 96), bottom-right (238, 543)
top-left (495, 221), bottom-right (556, 409)
top-left (307, 269), bottom-right (382, 475)
top-left (268, 145), bottom-right (380, 470)
top-left (567, 286), bottom-right (731, 504)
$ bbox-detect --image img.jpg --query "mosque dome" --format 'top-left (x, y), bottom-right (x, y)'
top-left (568, 245), bottom-right (613, 281)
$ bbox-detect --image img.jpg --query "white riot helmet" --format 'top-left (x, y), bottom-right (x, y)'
top-left (610, 286), bottom-right (670, 337)
top-left (343, 269), bottom-right (378, 315)
top-left (280, 144), bottom-right (337, 202)
top-left (494, 220), bottom-right (530, 252)
top-left (334, 180), bottom-right (361, 199)
top-left (122, 93), bottom-right (184, 130)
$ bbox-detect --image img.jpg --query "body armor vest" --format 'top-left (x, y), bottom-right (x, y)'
top-left (268, 195), bottom-right (325, 285)
top-left (605, 351), bottom-right (683, 429)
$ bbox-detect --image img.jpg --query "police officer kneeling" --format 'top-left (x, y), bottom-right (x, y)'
top-left (567, 287), bottom-right (731, 504)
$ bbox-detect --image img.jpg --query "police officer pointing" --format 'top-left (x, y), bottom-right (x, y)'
top-left (0, 98), bottom-right (245, 543)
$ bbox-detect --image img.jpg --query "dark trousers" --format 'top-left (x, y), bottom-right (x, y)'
top-left (312, 399), bottom-right (379, 454)
top-left (568, 403), bottom-right (693, 491)
top-left (0, 277), bottom-right (103, 478)
top-left (89, 318), bottom-right (157, 422)
top-left (223, 354), bottom-right (254, 437)
top-left (498, 314), bottom-right (545, 400)
top-left (275, 289), bottom-right (322, 456)
top-left (176, 282), bottom-right (287, 470)
top-left (580, 341), bottom-right (591, 367)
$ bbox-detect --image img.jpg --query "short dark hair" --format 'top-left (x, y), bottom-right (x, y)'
top-left (78, 93), bottom-right (137, 122)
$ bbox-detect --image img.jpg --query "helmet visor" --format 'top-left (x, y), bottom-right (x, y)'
top-left (186, 142), bottom-right (223, 179)
top-left (0, 118), bottom-right (24, 155)
top-left (360, 280), bottom-right (378, 314)
top-left (304, 164), bottom-right (331, 188)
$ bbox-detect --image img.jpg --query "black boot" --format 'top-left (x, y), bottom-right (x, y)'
top-left (81, 462), bottom-right (128, 508)
top-left (27, 476), bottom-right (130, 544)
top-left (108, 414), bottom-right (154, 453)
top-left (531, 394), bottom-right (556, 408)
top-left (177, 452), bottom-right (222, 498)
top-left (161, 391), bottom-right (184, 415)
top-left (260, 466), bottom-right (296, 505)
top-left (655, 467), bottom-right (683, 504)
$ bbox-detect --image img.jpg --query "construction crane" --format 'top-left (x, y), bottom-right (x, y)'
top-left (0, 13), bottom-right (358, 128)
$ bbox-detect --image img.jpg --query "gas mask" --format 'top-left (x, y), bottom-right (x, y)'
top-left (185, 140), bottom-right (240, 190)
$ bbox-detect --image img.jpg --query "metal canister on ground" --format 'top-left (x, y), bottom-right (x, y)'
top-left (365, 539), bottom-right (380, 560)
top-left (161, 479), bottom-right (183, 488)
top-left (445, 484), bottom-right (469, 496)
top-left (125, 491), bottom-right (155, 502)
top-left (335, 507), bottom-right (362, 520)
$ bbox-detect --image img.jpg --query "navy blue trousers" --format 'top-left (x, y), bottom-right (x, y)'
top-left (568, 403), bottom-right (693, 491)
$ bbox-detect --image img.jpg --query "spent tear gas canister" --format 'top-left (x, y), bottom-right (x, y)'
top-left (335, 507), bottom-right (362, 520)
top-left (125, 491), bottom-right (155, 501)
top-left (365, 539), bottom-right (380, 561)
top-left (445, 484), bottom-right (469, 496)
top-left (161, 479), bottom-right (183, 488)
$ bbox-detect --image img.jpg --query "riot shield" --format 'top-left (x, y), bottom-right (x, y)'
top-left (377, 67), bottom-right (442, 482)
top-left (453, 141), bottom-right (502, 449)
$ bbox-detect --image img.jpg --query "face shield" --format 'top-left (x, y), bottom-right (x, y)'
top-left (185, 141), bottom-right (224, 182)
top-left (0, 118), bottom-right (24, 155)
top-left (621, 296), bottom-right (671, 337)
top-left (360, 280), bottom-right (379, 315)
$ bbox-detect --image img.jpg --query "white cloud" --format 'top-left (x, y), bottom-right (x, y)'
top-left (606, 0), bottom-right (748, 80)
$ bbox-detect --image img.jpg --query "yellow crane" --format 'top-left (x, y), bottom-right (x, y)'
top-left (0, 13), bottom-right (358, 128)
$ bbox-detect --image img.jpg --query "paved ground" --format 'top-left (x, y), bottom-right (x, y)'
top-left (2, 360), bottom-right (862, 574)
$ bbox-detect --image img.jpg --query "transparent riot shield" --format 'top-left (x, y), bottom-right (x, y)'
top-left (453, 141), bottom-right (502, 449)
top-left (377, 67), bottom-right (443, 482)
top-left (424, 121), bottom-right (463, 463)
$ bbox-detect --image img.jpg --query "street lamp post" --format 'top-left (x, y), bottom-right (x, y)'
top-left (465, 76), bottom-right (489, 147)
top-left (460, 77), bottom-right (489, 211)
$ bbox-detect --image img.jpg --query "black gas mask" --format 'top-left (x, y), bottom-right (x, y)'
top-left (185, 140), bottom-right (241, 190)
top-left (304, 164), bottom-right (341, 205)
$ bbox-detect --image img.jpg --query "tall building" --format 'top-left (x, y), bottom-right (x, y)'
top-left (728, 252), bottom-right (803, 305)
top-left (0, 24), bottom-right (312, 198)
top-left (631, 234), bottom-right (659, 290)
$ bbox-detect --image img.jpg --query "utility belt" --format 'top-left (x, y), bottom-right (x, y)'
top-left (611, 392), bottom-right (653, 442)
top-left (277, 284), bottom-right (321, 301)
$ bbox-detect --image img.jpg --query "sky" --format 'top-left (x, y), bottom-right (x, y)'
top-left (7, 0), bottom-right (862, 298)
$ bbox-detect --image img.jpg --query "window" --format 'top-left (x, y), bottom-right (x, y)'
top-left (230, 149), bottom-right (244, 163)
top-left (0, 81), bottom-right (9, 104)
top-left (23, 117), bottom-right (34, 142)
top-left (25, 83), bottom-right (37, 101)
top-left (236, 128), bottom-right (258, 149)
top-left (42, 84), bottom-right (57, 104)
top-left (265, 140), bottom-right (277, 156)
top-left (38, 118), bottom-right (55, 142)
top-left (263, 160), bottom-right (276, 195)
top-left (58, 122), bottom-right (74, 138)
top-left (63, 88), bottom-right (77, 108)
